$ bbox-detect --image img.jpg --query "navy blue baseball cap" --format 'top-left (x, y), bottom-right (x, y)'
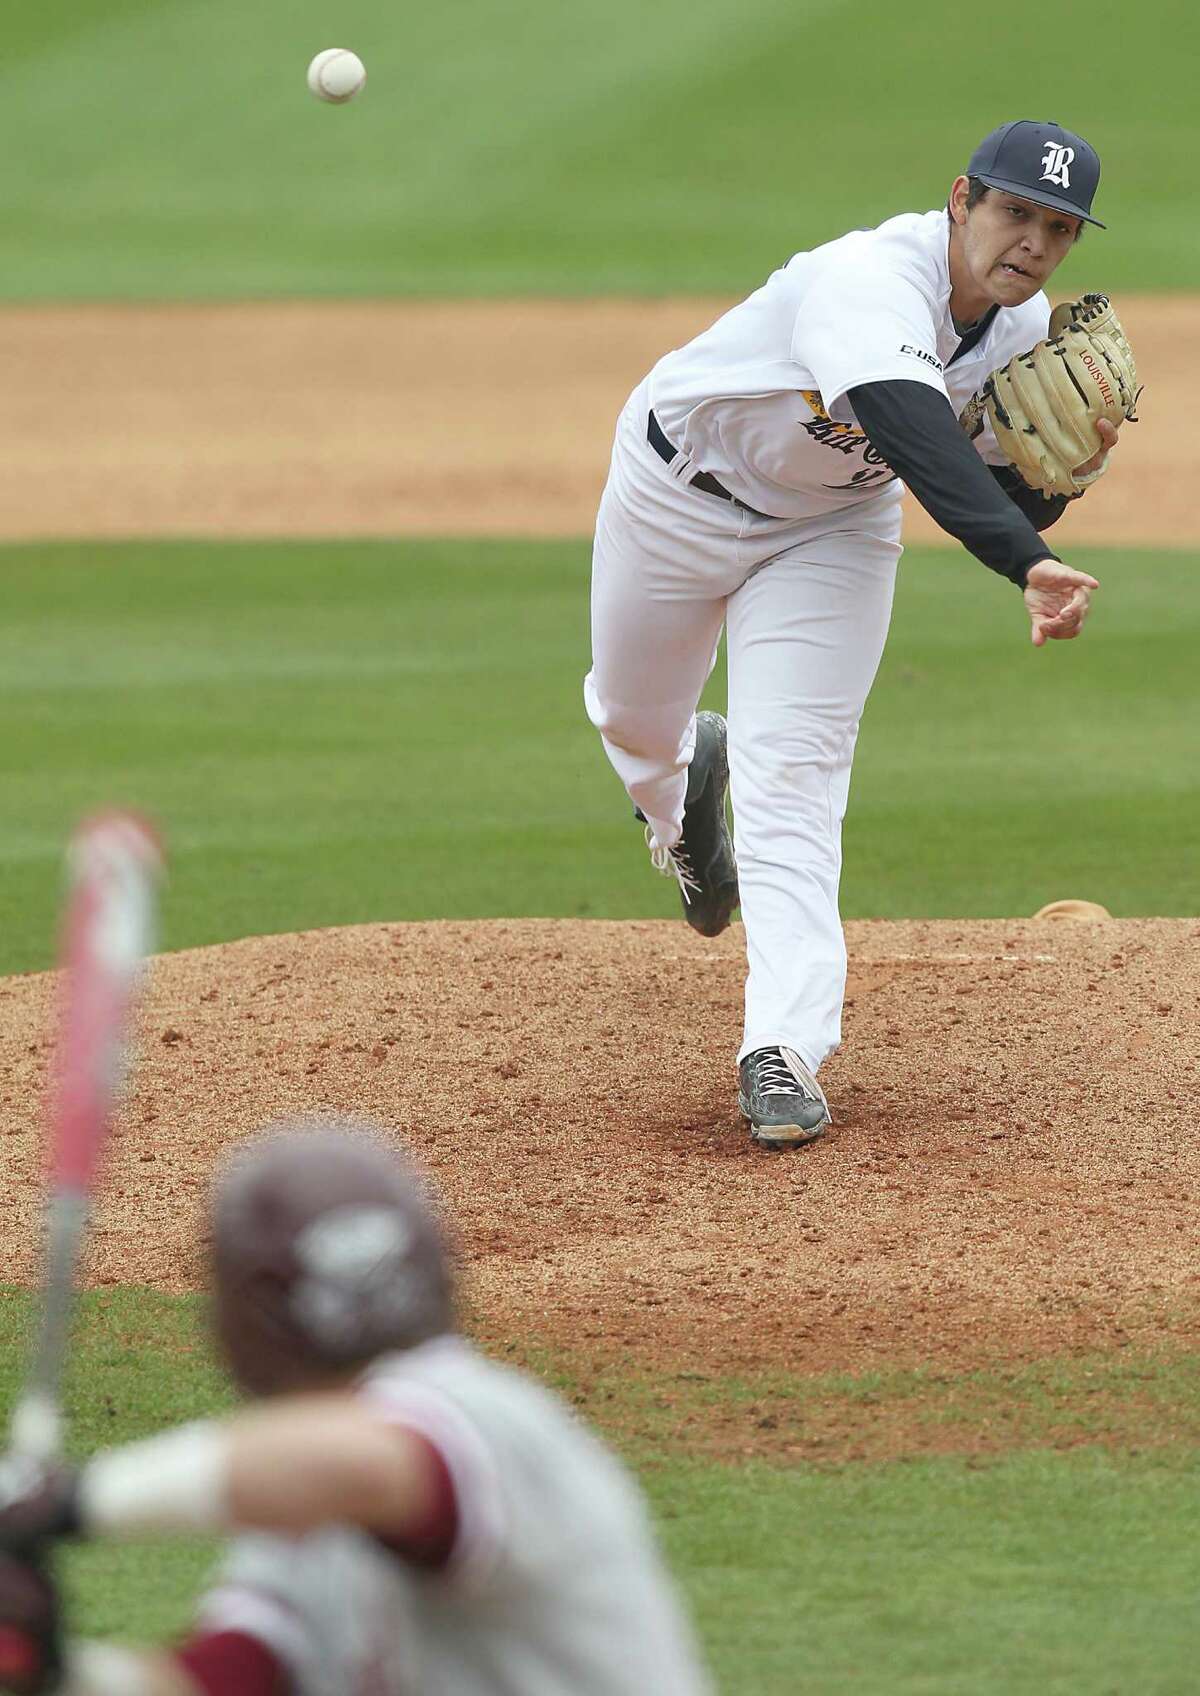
top-left (966, 120), bottom-right (1105, 228)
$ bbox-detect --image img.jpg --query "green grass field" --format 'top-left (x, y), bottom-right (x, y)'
top-left (3, 1291), bottom-right (1199, 1695)
top-left (1, 538), bottom-right (1194, 976)
top-left (0, 0), bottom-right (1192, 299)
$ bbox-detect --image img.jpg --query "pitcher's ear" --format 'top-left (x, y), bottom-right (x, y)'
top-left (947, 176), bottom-right (972, 226)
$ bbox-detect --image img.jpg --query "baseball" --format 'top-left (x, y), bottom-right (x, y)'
top-left (307, 48), bottom-right (366, 104)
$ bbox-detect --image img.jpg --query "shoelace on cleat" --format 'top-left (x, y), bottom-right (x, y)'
top-left (754, 1047), bottom-right (824, 1104)
top-left (644, 825), bottom-right (701, 904)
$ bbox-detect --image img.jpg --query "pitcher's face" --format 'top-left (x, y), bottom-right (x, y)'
top-left (948, 177), bottom-right (1080, 315)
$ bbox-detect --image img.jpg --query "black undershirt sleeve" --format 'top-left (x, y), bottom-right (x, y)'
top-left (986, 462), bottom-right (1072, 533)
top-left (847, 379), bottom-right (1061, 587)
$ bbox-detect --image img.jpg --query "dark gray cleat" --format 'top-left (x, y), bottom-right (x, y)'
top-left (738, 1046), bottom-right (831, 1149)
top-left (641, 711), bottom-right (739, 937)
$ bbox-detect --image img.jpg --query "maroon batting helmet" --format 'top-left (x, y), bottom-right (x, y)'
top-left (210, 1120), bottom-right (455, 1396)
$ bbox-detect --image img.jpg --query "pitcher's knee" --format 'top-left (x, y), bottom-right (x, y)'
top-left (742, 756), bottom-right (834, 817)
top-left (584, 680), bottom-right (690, 768)
top-left (732, 722), bottom-right (854, 809)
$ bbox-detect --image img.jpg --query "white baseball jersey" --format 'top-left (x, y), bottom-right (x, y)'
top-left (648, 207), bottom-right (1051, 519)
top-left (193, 1337), bottom-right (712, 1696)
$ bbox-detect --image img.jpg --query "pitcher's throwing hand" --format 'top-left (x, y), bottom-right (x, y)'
top-left (1025, 559), bottom-right (1101, 646)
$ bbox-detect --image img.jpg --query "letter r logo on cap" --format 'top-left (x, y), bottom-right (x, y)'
top-left (1040, 143), bottom-right (1075, 187)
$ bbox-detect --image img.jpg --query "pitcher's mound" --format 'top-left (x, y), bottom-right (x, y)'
top-left (3, 917), bottom-right (1196, 1376)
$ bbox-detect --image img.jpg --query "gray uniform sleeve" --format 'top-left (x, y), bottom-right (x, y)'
top-left (847, 378), bottom-right (1060, 587)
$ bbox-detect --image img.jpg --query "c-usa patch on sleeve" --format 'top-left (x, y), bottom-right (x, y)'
top-left (899, 344), bottom-right (943, 372)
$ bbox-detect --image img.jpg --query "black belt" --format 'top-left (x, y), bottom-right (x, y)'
top-left (646, 410), bottom-right (772, 518)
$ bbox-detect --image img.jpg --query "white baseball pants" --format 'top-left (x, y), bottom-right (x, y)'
top-left (584, 382), bottom-right (903, 1072)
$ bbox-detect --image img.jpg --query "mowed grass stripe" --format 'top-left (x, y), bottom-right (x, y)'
top-left (6, 1289), bottom-right (1196, 1467)
top-left (2, 1290), bottom-right (1199, 1693)
top-left (2, 539), bottom-right (1195, 976)
top-left (0, 0), bottom-right (1192, 297)
top-left (514, 1344), bottom-right (1200, 1467)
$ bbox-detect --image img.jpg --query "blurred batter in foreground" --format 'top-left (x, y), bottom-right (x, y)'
top-left (0, 1124), bottom-right (711, 1696)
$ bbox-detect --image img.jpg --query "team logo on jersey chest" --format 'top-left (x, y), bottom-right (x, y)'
top-left (1040, 143), bottom-right (1074, 187)
top-left (799, 389), bottom-right (895, 491)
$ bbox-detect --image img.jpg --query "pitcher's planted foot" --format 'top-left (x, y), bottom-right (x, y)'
top-left (738, 1046), bottom-right (830, 1149)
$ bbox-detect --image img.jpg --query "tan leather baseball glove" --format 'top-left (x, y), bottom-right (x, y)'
top-left (960, 293), bottom-right (1141, 498)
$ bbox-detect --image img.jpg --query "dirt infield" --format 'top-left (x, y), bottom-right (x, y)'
top-left (0, 297), bottom-right (1191, 547)
top-left (4, 917), bottom-right (1196, 1380)
top-left (2, 299), bottom-right (1194, 1433)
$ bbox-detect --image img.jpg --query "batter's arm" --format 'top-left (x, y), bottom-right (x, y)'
top-left (224, 1395), bottom-right (452, 1543)
top-left (847, 378), bottom-right (1058, 584)
top-left (52, 1642), bottom-right (207, 1696)
top-left (38, 1395), bottom-right (454, 1549)
top-left (46, 1636), bottom-right (292, 1695)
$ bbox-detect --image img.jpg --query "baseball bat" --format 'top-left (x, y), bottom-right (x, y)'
top-left (8, 813), bottom-right (164, 1462)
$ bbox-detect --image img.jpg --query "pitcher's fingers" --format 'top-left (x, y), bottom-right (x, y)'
top-left (1050, 588), bottom-right (1091, 624)
top-left (1046, 603), bottom-right (1084, 634)
top-left (1036, 596), bottom-right (1087, 637)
